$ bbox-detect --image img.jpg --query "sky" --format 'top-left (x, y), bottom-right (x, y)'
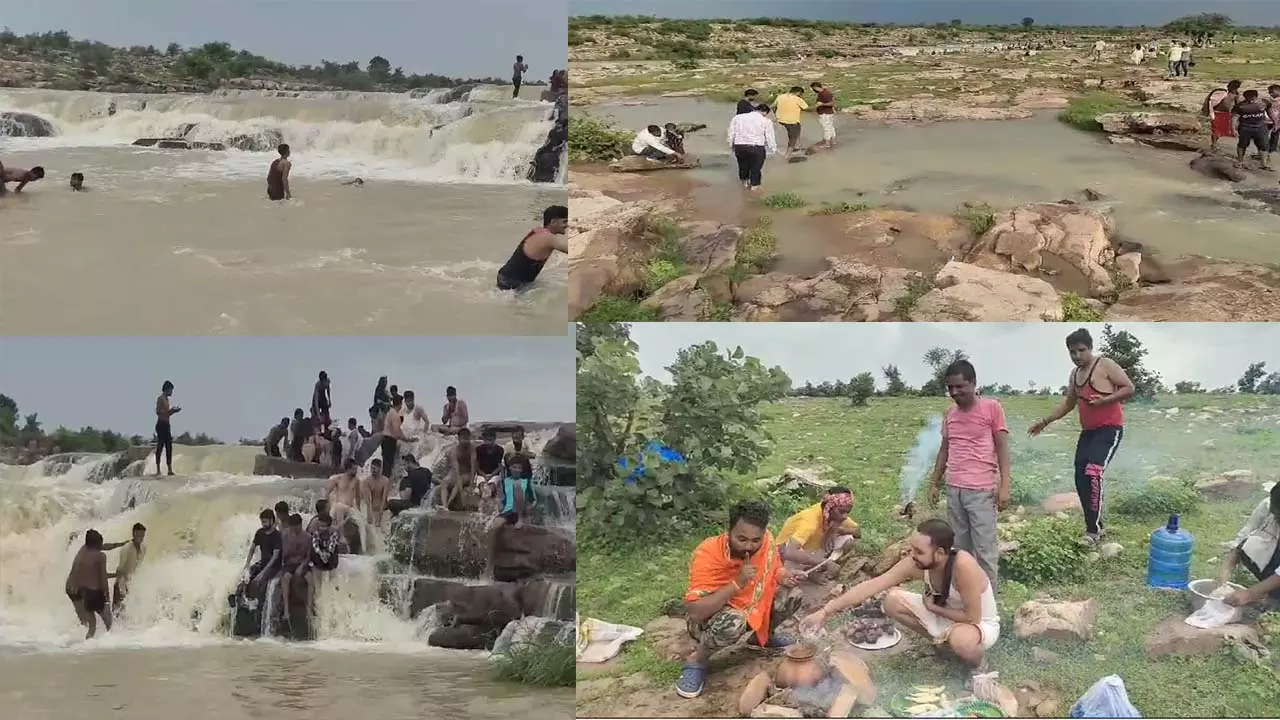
top-left (1, 0), bottom-right (567, 78)
top-left (629, 323), bottom-right (1280, 391)
top-left (570, 0), bottom-right (1280, 26)
top-left (0, 336), bottom-right (574, 441)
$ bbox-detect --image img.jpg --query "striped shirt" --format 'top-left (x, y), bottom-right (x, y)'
top-left (727, 112), bottom-right (778, 154)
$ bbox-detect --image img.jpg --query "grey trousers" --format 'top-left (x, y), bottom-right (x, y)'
top-left (946, 486), bottom-right (999, 589)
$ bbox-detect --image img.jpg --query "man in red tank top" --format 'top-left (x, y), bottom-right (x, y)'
top-left (1028, 329), bottom-right (1134, 543)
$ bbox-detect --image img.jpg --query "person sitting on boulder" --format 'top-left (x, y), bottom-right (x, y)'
top-left (800, 519), bottom-right (1001, 674)
top-left (1221, 482), bottom-right (1280, 611)
top-left (243, 508), bottom-right (282, 600)
top-left (278, 513), bottom-right (312, 625)
top-left (776, 486), bottom-right (861, 580)
top-left (484, 454), bottom-right (538, 578)
top-left (309, 511), bottom-right (341, 575)
top-left (631, 124), bottom-right (683, 162)
top-left (677, 501), bottom-right (802, 700)
top-left (1, 165), bottom-right (44, 193)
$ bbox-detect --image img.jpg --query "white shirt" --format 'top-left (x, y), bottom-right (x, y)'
top-left (1169, 46), bottom-right (1184, 61)
top-left (632, 129), bottom-right (674, 156)
top-left (727, 112), bottom-right (778, 154)
top-left (1233, 497), bottom-right (1278, 571)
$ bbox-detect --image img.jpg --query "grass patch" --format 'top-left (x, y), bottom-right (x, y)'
top-left (893, 275), bottom-right (935, 320)
top-left (568, 114), bottom-right (632, 164)
top-left (732, 217), bottom-right (778, 280)
top-left (704, 299), bottom-right (734, 322)
top-left (493, 636), bottom-right (575, 687)
top-left (1060, 292), bottom-right (1104, 322)
top-left (1057, 92), bottom-right (1145, 132)
top-left (808, 201), bottom-right (873, 215)
top-left (955, 201), bottom-right (996, 237)
top-left (760, 191), bottom-right (808, 210)
top-left (579, 295), bottom-right (660, 322)
top-left (642, 215), bottom-right (690, 294)
top-left (579, 394), bottom-right (1280, 717)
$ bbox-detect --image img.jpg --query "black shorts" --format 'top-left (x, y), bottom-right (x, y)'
top-left (1238, 126), bottom-right (1270, 152)
top-left (69, 588), bottom-right (107, 613)
top-left (781, 122), bottom-right (802, 145)
top-left (496, 273), bottom-right (530, 292)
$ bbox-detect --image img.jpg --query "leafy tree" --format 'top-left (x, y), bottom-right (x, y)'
top-left (921, 347), bottom-right (968, 396)
top-left (1164, 13), bottom-right (1232, 45)
top-left (166, 42), bottom-right (182, 56)
top-left (1237, 362), bottom-right (1266, 394)
top-left (367, 55), bottom-right (391, 81)
top-left (848, 372), bottom-right (876, 406)
top-left (1099, 324), bottom-right (1162, 400)
top-left (1259, 372), bottom-right (1280, 395)
top-left (1022, 17), bottom-right (1035, 29)
top-left (0, 394), bottom-right (16, 438)
top-left (575, 322), bottom-right (630, 364)
top-left (881, 364), bottom-right (909, 396)
top-left (1174, 381), bottom-right (1205, 394)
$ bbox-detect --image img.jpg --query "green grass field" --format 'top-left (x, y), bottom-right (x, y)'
top-left (579, 394), bottom-right (1280, 717)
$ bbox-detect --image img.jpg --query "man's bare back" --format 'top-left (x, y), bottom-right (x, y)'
top-left (385, 408), bottom-right (405, 440)
top-left (66, 548), bottom-right (107, 593)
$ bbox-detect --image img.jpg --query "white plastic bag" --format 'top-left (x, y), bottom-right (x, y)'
top-left (1069, 675), bottom-right (1142, 718)
top-left (1185, 598), bottom-right (1242, 629)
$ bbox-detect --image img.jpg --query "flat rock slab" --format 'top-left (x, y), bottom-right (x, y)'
top-left (1145, 618), bottom-right (1261, 658)
top-left (1041, 492), bottom-right (1082, 513)
top-left (609, 155), bottom-right (702, 172)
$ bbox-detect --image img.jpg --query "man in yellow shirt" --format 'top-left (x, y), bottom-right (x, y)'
top-left (777, 487), bottom-right (860, 579)
top-left (773, 86), bottom-right (809, 159)
top-left (105, 522), bottom-right (147, 609)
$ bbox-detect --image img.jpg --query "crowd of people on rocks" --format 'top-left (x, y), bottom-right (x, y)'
top-left (670, 328), bottom-right (1280, 700)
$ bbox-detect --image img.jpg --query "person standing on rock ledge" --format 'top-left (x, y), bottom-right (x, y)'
top-left (266, 143), bottom-right (292, 201)
top-left (1028, 328), bottom-right (1133, 545)
top-left (512, 55), bottom-right (528, 98)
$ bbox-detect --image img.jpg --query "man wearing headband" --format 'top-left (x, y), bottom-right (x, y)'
top-left (776, 486), bottom-right (861, 578)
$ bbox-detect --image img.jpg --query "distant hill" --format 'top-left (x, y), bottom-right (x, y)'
top-left (0, 28), bottom-right (543, 94)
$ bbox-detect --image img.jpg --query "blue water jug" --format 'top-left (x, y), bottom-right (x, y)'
top-left (1146, 513), bottom-right (1194, 590)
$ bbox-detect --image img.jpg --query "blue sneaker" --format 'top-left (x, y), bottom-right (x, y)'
top-left (747, 633), bottom-right (795, 650)
top-left (676, 663), bottom-right (707, 699)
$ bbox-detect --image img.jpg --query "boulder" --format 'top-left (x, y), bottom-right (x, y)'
top-left (568, 203), bottom-right (661, 319)
top-left (1145, 618), bottom-right (1261, 658)
top-left (388, 511), bottom-right (575, 579)
top-left (680, 224), bottom-right (741, 302)
top-left (541, 423), bottom-right (575, 462)
top-left (1189, 154), bottom-right (1247, 182)
top-left (1013, 599), bottom-right (1098, 641)
top-left (541, 455), bottom-right (575, 487)
top-left (1114, 253), bottom-right (1142, 286)
top-left (913, 261), bottom-right (1062, 321)
top-left (733, 258), bottom-right (924, 322)
top-left (252, 455), bottom-right (335, 479)
top-left (641, 274), bottom-right (711, 320)
top-left (970, 203), bottom-right (1117, 296)
top-left (1106, 261), bottom-right (1280, 321)
top-left (427, 623), bottom-right (494, 650)
top-left (0, 111), bottom-right (55, 137)
top-left (874, 539), bottom-right (911, 576)
top-left (609, 154), bottom-right (702, 172)
top-left (1095, 112), bottom-right (1203, 151)
top-left (133, 138), bottom-right (227, 151)
top-left (408, 576), bottom-right (575, 623)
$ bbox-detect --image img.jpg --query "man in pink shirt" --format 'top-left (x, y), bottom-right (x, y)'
top-left (927, 360), bottom-right (1011, 588)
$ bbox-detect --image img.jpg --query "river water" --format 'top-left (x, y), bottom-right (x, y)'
top-left (0, 87), bottom-right (567, 335)
top-left (0, 434), bottom-right (573, 720)
top-left (593, 98), bottom-right (1278, 268)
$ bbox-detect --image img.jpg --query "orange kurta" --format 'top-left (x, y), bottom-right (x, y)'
top-left (684, 531), bottom-right (783, 644)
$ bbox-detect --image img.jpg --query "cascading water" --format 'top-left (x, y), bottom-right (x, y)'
top-left (0, 86), bottom-right (555, 183)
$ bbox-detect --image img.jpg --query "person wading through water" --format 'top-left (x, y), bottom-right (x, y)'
top-left (1028, 328), bottom-right (1134, 544)
top-left (266, 143), bottom-right (292, 201)
top-left (495, 205), bottom-right (568, 292)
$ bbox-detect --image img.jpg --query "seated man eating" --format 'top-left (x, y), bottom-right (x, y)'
top-left (1221, 482), bottom-right (1280, 611)
top-left (678, 500), bottom-right (802, 700)
top-left (801, 519), bottom-right (1000, 672)
top-left (777, 486), bottom-right (860, 579)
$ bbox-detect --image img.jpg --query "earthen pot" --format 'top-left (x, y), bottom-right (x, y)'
top-left (775, 642), bottom-right (824, 688)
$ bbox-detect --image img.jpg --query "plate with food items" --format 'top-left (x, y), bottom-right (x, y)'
top-left (841, 598), bottom-right (901, 650)
top-left (888, 685), bottom-right (952, 717)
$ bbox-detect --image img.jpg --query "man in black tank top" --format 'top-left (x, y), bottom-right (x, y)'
top-left (266, 143), bottom-right (292, 201)
top-left (496, 205), bottom-right (568, 291)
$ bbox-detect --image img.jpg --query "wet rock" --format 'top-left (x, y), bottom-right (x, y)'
top-left (388, 511), bottom-right (575, 579)
top-left (850, 98), bottom-right (1034, 123)
top-left (1106, 261), bottom-right (1280, 321)
top-left (252, 455), bottom-right (335, 479)
top-left (226, 129), bottom-right (285, 152)
top-left (541, 424), bottom-right (575, 462)
top-left (0, 111), bottom-right (55, 137)
top-left (1189, 154), bottom-right (1247, 182)
top-left (642, 275), bottom-right (711, 320)
top-left (1234, 186), bottom-right (1280, 215)
top-left (1095, 112), bottom-right (1203, 151)
top-left (428, 623), bottom-right (494, 650)
top-left (1115, 253), bottom-right (1142, 286)
top-left (969, 203), bottom-right (1117, 296)
top-left (913, 261), bottom-right (1062, 321)
top-left (568, 202), bottom-right (662, 319)
top-left (541, 455), bottom-right (575, 487)
top-left (132, 137), bottom-right (226, 151)
top-left (407, 577), bottom-right (574, 621)
top-left (732, 258), bottom-right (924, 322)
top-left (1014, 599), bottom-right (1098, 641)
top-left (609, 154), bottom-right (702, 172)
top-left (680, 224), bottom-right (741, 303)
top-left (1145, 618), bottom-right (1261, 658)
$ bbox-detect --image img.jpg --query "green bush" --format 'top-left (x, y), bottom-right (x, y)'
top-left (568, 114), bottom-right (632, 164)
top-left (1060, 292), bottom-right (1103, 322)
top-left (955, 201), bottom-right (996, 237)
top-left (492, 636), bottom-right (574, 687)
top-left (645, 259), bottom-right (684, 293)
top-left (761, 192), bottom-right (808, 209)
top-left (1000, 516), bottom-right (1091, 586)
top-left (1111, 476), bottom-right (1201, 519)
top-left (579, 296), bottom-right (660, 322)
top-left (1058, 92), bottom-right (1144, 132)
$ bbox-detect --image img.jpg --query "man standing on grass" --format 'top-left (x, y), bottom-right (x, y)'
top-left (927, 360), bottom-right (1011, 589)
top-left (773, 86), bottom-right (808, 160)
top-left (676, 501), bottom-right (802, 700)
top-left (810, 82), bottom-right (837, 149)
top-left (1028, 328), bottom-right (1133, 545)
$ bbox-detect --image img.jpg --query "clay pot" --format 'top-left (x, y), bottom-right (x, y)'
top-left (775, 643), bottom-right (824, 688)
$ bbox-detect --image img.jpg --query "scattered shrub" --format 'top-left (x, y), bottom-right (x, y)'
top-left (492, 635), bottom-right (574, 687)
top-left (1110, 476), bottom-right (1201, 519)
top-left (1000, 516), bottom-right (1091, 586)
top-left (1058, 92), bottom-right (1144, 132)
top-left (1060, 292), bottom-right (1103, 322)
top-left (568, 114), bottom-right (632, 164)
top-left (645, 259), bottom-right (684, 293)
top-left (733, 218), bottom-right (778, 278)
top-left (579, 296), bottom-right (660, 322)
top-left (955, 201), bottom-right (996, 237)
top-left (761, 191), bottom-right (808, 209)
top-left (893, 276), bottom-right (935, 320)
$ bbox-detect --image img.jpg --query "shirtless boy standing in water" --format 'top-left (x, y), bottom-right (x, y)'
top-left (66, 529), bottom-right (113, 639)
top-left (266, 143), bottom-right (292, 201)
top-left (327, 459), bottom-right (362, 527)
top-left (363, 461), bottom-right (393, 530)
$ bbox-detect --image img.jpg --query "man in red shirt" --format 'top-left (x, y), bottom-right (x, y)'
top-left (810, 82), bottom-right (837, 149)
top-left (1028, 328), bottom-right (1134, 544)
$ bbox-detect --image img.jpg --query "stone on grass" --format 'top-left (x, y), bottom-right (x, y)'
top-left (1030, 647), bottom-right (1060, 664)
top-left (1099, 542), bottom-right (1124, 559)
top-left (1145, 618), bottom-right (1261, 659)
top-left (1014, 599), bottom-right (1098, 641)
top-left (1041, 492), bottom-right (1082, 513)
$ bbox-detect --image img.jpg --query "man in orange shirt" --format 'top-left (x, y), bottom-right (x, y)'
top-left (677, 501), bottom-right (803, 699)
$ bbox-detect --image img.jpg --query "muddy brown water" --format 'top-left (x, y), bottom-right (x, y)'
top-left (589, 98), bottom-right (1279, 277)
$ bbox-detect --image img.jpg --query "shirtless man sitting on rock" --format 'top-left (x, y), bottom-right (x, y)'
top-left (66, 529), bottom-right (113, 639)
top-left (327, 459), bottom-right (362, 528)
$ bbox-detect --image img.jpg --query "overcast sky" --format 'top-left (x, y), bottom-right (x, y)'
top-left (0, 336), bottom-right (574, 441)
top-left (570, 0), bottom-right (1278, 26)
top-left (2, 0), bottom-right (566, 78)
top-left (630, 323), bottom-right (1279, 390)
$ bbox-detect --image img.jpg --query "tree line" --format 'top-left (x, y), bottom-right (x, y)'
top-left (0, 29), bottom-right (525, 91)
top-left (0, 394), bottom-right (220, 455)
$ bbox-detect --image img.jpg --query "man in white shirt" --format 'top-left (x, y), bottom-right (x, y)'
top-left (727, 103), bottom-right (778, 192)
top-left (1168, 42), bottom-right (1184, 77)
top-left (632, 124), bottom-right (682, 162)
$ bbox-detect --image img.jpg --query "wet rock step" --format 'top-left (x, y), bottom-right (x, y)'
top-left (132, 137), bottom-right (226, 151)
top-left (388, 511), bottom-right (575, 580)
top-left (378, 575), bottom-right (575, 621)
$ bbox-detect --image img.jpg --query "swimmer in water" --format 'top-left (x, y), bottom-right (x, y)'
top-left (495, 205), bottom-right (568, 292)
top-left (70, 172), bottom-right (86, 191)
top-left (1, 165), bottom-right (45, 193)
top-left (267, 144), bottom-right (292, 201)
